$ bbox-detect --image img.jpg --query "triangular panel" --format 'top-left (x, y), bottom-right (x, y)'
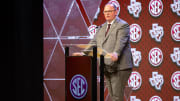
top-left (44, 0), bottom-right (74, 34)
top-left (43, 39), bottom-right (58, 71)
top-left (43, 9), bottom-right (57, 37)
top-left (81, 0), bottom-right (102, 24)
top-left (60, 1), bottom-right (89, 37)
top-left (44, 42), bottom-right (65, 78)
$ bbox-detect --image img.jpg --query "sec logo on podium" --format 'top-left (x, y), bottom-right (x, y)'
top-left (70, 74), bottom-right (88, 100)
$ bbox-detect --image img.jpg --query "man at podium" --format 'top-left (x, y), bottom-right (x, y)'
top-left (73, 3), bottom-right (133, 101)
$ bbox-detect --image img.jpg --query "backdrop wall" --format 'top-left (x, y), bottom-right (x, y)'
top-left (43, 0), bottom-right (180, 101)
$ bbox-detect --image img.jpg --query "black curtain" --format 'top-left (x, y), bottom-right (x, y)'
top-left (10, 0), bottom-right (43, 100)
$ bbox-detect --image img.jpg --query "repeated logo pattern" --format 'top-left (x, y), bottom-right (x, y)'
top-left (128, 71), bottom-right (142, 90)
top-left (108, 0), bottom-right (120, 16)
top-left (131, 48), bottom-right (141, 67)
top-left (130, 96), bottom-right (141, 101)
top-left (88, 25), bottom-right (97, 39)
top-left (171, 22), bottom-right (180, 41)
top-left (173, 96), bottom-right (180, 101)
top-left (127, 0), bottom-right (142, 18)
top-left (43, 0), bottom-right (180, 101)
top-left (171, 0), bottom-right (180, 16)
top-left (149, 0), bottom-right (163, 17)
top-left (149, 96), bottom-right (162, 101)
top-left (130, 24), bottom-right (142, 42)
top-left (149, 72), bottom-right (164, 90)
top-left (170, 47), bottom-right (180, 66)
top-left (171, 71), bottom-right (180, 90)
top-left (148, 47), bottom-right (163, 67)
top-left (149, 23), bottom-right (164, 42)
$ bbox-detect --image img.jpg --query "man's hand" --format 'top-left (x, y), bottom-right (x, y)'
top-left (108, 52), bottom-right (118, 62)
top-left (72, 52), bottom-right (85, 56)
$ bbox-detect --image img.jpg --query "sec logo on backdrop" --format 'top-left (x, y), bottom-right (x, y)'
top-left (88, 25), bottom-right (97, 39)
top-left (149, 0), bottom-right (163, 17)
top-left (108, 0), bottom-right (120, 16)
top-left (149, 96), bottom-right (162, 101)
top-left (130, 24), bottom-right (142, 43)
top-left (128, 71), bottom-right (142, 90)
top-left (171, 22), bottom-right (180, 42)
top-left (171, 71), bottom-right (180, 91)
top-left (149, 47), bottom-right (163, 67)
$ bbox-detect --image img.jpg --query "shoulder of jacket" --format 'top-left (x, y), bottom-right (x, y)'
top-left (101, 23), bottom-right (106, 27)
top-left (115, 18), bottom-right (129, 28)
top-left (116, 17), bottom-right (128, 25)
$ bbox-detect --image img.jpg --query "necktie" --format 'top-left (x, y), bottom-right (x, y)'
top-left (105, 24), bottom-right (111, 37)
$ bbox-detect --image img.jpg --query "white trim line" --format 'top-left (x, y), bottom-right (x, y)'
top-left (44, 78), bottom-right (65, 80)
top-left (43, 37), bottom-right (59, 39)
top-left (59, 0), bottom-right (75, 37)
top-left (43, 40), bottom-right (58, 76)
top-left (43, 3), bottom-right (59, 37)
top-left (43, 82), bottom-right (53, 101)
top-left (75, 0), bottom-right (89, 32)
top-left (57, 0), bottom-right (76, 54)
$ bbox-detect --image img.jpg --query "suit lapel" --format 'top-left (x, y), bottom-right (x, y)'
top-left (100, 23), bottom-right (107, 44)
top-left (102, 19), bottom-right (117, 44)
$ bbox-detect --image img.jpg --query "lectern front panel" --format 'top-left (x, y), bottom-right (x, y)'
top-left (66, 56), bottom-right (92, 101)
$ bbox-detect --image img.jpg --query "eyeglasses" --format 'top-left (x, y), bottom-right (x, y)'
top-left (103, 10), bottom-right (115, 14)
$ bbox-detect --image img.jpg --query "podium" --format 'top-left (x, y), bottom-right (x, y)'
top-left (65, 46), bottom-right (104, 101)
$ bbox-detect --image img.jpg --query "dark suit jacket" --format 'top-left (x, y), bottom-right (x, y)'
top-left (84, 17), bottom-right (133, 71)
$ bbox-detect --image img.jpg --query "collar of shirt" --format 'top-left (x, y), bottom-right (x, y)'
top-left (107, 18), bottom-right (115, 25)
top-left (106, 18), bottom-right (115, 30)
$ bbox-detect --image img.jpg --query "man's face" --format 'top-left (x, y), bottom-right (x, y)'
top-left (103, 4), bottom-right (117, 23)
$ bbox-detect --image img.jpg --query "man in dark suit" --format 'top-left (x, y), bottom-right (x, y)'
top-left (73, 3), bottom-right (133, 101)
